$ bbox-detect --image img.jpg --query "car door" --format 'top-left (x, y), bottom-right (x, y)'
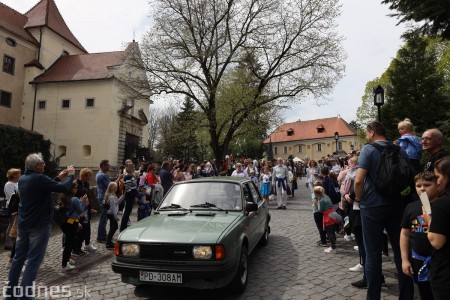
top-left (247, 181), bottom-right (266, 239)
top-left (242, 183), bottom-right (260, 249)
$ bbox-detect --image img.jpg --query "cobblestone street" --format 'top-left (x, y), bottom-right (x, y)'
top-left (0, 177), bottom-right (416, 299)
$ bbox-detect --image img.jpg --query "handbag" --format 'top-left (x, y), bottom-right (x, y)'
top-left (9, 215), bottom-right (18, 238)
top-left (329, 210), bottom-right (343, 224)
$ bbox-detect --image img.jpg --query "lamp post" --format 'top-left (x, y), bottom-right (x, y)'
top-left (373, 85), bottom-right (385, 122)
top-left (334, 132), bottom-right (339, 155)
top-left (268, 136), bottom-right (274, 161)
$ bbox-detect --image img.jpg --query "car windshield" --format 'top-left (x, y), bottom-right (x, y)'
top-left (161, 181), bottom-right (243, 211)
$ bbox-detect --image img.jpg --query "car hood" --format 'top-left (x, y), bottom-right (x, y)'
top-left (118, 212), bottom-right (241, 244)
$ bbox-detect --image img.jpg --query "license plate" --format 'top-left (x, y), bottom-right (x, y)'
top-left (139, 271), bottom-right (183, 284)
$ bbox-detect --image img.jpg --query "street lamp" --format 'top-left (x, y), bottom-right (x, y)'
top-left (267, 136), bottom-right (274, 161)
top-left (373, 85), bottom-right (385, 122)
top-left (334, 132), bottom-right (339, 155)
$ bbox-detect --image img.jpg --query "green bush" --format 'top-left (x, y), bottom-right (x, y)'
top-left (0, 125), bottom-right (58, 197)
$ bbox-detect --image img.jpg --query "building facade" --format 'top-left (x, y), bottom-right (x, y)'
top-left (264, 117), bottom-right (359, 161)
top-left (0, 0), bottom-right (151, 168)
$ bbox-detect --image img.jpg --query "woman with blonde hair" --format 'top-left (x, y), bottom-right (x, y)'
top-left (104, 182), bottom-right (120, 249)
top-left (306, 160), bottom-right (320, 192)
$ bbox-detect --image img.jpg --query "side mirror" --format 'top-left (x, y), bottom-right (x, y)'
top-left (246, 203), bottom-right (258, 212)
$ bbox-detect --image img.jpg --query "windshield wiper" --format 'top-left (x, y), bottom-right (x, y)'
top-left (190, 202), bottom-right (228, 212)
top-left (159, 203), bottom-right (188, 210)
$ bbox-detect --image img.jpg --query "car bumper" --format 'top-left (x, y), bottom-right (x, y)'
top-left (111, 258), bottom-right (239, 289)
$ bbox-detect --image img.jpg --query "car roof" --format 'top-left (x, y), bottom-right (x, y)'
top-left (177, 176), bottom-right (250, 184)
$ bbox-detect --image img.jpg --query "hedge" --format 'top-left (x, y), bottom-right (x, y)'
top-left (0, 125), bottom-right (58, 197)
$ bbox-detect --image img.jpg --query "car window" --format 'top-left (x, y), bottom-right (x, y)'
top-left (242, 184), bottom-right (254, 203)
top-left (247, 182), bottom-right (262, 204)
top-left (162, 181), bottom-right (243, 210)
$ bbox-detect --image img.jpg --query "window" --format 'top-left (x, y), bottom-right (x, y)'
top-left (283, 146), bottom-right (288, 154)
top-left (0, 90), bottom-right (12, 107)
top-left (317, 125), bottom-right (324, 133)
top-left (85, 98), bottom-right (95, 108)
top-left (317, 144), bottom-right (322, 152)
top-left (298, 145), bottom-right (302, 153)
top-left (38, 100), bottom-right (46, 110)
top-left (3, 55), bottom-right (15, 75)
top-left (338, 141), bottom-right (342, 151)
top-left (6, 37), bottom-right (17, 47)
top-left (58, 146), bottom-right (67, 157)
top-left (287, 128), bottom-right (294, 136)
top-left (82, 145), bottom-right (91, 157)
top-left (61, 99), bottom-right (70, 109)
top-left (274, 147), bottom-right (278, 155)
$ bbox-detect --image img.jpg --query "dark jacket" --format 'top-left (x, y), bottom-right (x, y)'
top-left (18, 170), bottom-right (74, 228)
top-left (159, 168), bottom-right (173, 195)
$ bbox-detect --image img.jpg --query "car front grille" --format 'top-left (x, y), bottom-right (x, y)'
top-left (139, 244), bottom-right (193, 260)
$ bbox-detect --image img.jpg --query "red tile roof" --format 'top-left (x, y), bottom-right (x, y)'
top-left (24, 0), bottom-right (87, 53)
top-left (0, 2), bottom-right (38, 44)
top-left (264, 117), bottom-right (356, 143)
top-left (31, 51), bottom-right (127, 83)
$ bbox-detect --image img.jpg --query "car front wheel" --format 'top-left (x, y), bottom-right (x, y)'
top-left (229, 245), bottom-right (248, 293)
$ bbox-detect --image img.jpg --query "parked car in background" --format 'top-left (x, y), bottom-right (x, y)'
top-left (112, 177), bottom-right (270, 293)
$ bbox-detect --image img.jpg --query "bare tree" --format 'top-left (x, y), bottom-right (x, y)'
top-left (130, 0), bottom-right (346, 165)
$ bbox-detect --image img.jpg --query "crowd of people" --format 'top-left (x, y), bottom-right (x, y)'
top-left (305, 119), bottom-right (450, 300)
top-left (2, 117), bottom-right (450, 299)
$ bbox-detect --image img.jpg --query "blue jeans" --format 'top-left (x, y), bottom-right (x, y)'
top-left (97, 198), bottom-right (107, 241)
top-left (360, 205), bottom-right (414, 300)
top-left (6, 224), bottom-right (52, 299)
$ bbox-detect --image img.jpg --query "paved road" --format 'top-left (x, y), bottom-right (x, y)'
top-left (0, 178), bottom-right (417, 299)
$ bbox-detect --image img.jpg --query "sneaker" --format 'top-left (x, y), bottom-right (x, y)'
top-left (277, 206), bottom-right (283, 210)
top-left (83, 244), bottom-right (97, 251)
top-left (344, 234), bottom-right (354, 241)
top-left (354, 246), bottom-right (359, 251)
top-left (324, 247), bottom-right (336, 253)
top-left (349, 263), bottom-right (364, 272)
top-left (351, 279), bottom-right (367, 289)
top-left (106, 243), bottom-right (115, 249)
top-left (72, 250), bottom-right (86, 257)
top-left (316, 240), bottom-right (328, 247)
top-left (117, 211), bottom-right (124, 215)
top-left (69, 258), bottom-right (76, 265)
top-left (282, 206), bottom-right (286, 210)
top-left (61, 264), bottom-right (76, 272)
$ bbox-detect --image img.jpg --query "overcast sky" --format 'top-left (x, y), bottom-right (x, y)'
top-left (4, 0), bottom-right (406, 123)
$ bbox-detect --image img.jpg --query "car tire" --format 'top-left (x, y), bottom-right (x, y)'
top-left (259, 224), bottom-right (270, 246)
top-left (229, 245), bottom-right (248, 293)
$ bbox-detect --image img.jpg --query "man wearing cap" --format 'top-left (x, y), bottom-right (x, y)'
top-left (272, 157), bottom-right (290, 209)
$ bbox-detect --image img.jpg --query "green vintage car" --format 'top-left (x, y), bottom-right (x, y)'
top-left (111, 176), bottom-right (270, 293)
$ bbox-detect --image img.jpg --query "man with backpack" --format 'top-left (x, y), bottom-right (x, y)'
top-left (354, 121), bottom-right (414, 300)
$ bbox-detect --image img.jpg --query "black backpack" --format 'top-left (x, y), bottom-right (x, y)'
top-left (8, 192), bottom-right (20, 214)
top-left (53, 205), bottom-right (75, 227)
top-left (369, 142), bottom-right (415, 200)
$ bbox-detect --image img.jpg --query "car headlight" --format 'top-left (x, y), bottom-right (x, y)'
top-left (121, 244), bottom-right (140, 257)
top-left (192, 246), bottom-right (212, 259)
